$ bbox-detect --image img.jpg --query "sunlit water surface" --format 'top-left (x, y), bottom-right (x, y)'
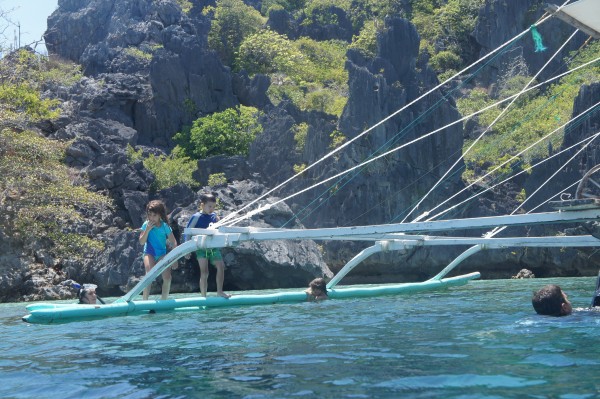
top-left (2, 278), bottom-right (600, 398)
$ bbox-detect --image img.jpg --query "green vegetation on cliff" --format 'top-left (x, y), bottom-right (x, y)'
top-left (205, 0), bottom-right (266, 66)
top-left (205, 0), bottom-right (485, 116)
top-left (0, 50), bottom-right (111, 260)
top-left (411, 0), bottom-right (485, 80)
top-left (126, 145), bottom-right (198, 191)
top-left (174, 105), bottom-right (264, 159)
top-left (457, 41), bottom-right (600, 184)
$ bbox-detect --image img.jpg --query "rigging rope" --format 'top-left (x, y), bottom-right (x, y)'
top-left (402, 28), bottom-right (581, 223)
top-left (425, 99), bottom-right (600, 221)
top-left (220, 57), bottom-right (600, 225)
top-left (428, 130), bottom-right (600, 224)
top-left (283, 36), bottom-right (519, 228)
top-left (219, 57), bottom-right (600, 228)
top-left (291, 2), bottom-right (586, 229)
top-left (214, 13), bottom-right (559, 229)
top-left (486, 130), bottom-right (600, 238)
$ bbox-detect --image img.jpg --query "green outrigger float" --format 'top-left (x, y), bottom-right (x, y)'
top-left (22, 273), bottom-right (480, 324)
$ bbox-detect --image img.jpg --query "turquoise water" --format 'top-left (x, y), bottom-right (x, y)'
top-left (2, 277), bottom-right (600, 398)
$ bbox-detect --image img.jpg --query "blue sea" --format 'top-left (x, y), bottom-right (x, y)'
top-left (1, 277), bottom-right (599, 398)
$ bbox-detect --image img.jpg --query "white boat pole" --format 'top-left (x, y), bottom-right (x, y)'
top-left (327, 243), bottom-right (385, 289)
top-left (218, 209), bottom-right (600, 240)
top-left (116, 239), bottom-right (200, 303)
top-left (429, 245), bottom-right (484, 281)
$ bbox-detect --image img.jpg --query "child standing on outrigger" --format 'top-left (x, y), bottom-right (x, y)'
top-left (139, 200), bottom-right (178, 300)
top-left (185, 193), bottom-right (230, 298)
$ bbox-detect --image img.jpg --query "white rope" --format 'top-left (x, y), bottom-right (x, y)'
top-left (527, 180), bottom-right (581, 214)
top-left (485, 179), bottom-right (583, 239)
top-left (220, 56), bottom-right (600, 227)
top-left (403, 28), bottom-right (581, 223)
top-left (425, 98), bottom-right (600, 221)
top-left (427, 131), bottom-right (600, 223)
top-left (487, 131), bottom-right (600, 238)
top-left (214, 14), bottom-right (559, 228)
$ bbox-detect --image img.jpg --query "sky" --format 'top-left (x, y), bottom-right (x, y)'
top-left (1, 0), bottom-right (59, 54)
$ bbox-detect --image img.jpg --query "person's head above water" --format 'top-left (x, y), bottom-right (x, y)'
top-left (78, 284), bottom-right (98, 304)
top-left (532, 284), bottom-right (572, 316)
top-left (305, 277), bottom-right (328, 301)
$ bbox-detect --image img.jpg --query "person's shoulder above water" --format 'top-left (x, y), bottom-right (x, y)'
top-left (305, 278), bottom-right (328, 301)
top-left (532, 284), bottom-right (572, 316)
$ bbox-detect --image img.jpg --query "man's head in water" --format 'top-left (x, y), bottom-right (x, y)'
top-left (532, 284), bottom-right (572, 316)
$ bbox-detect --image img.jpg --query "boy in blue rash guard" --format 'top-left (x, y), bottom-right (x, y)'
top-left (185, 193), bottom-right (230, 298)
top-left (139, 200), bottom-right (178, 300)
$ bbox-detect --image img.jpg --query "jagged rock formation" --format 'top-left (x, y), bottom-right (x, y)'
top-left (45, 0), bottom-right (237, 146)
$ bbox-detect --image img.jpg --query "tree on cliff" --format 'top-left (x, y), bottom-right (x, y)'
top-left (205, 0), bottom-right (265, 66)
top-left (174, 105), bottom-right (264, 159)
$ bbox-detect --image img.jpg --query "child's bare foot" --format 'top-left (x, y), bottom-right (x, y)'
top-left (217, 291), bottom-right (231, 298)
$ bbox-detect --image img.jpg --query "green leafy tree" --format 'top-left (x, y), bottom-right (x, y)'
top-left (236, 29), bottom-right (306, 75)
top-left (429, 50), bottom-right (462, 73)
top-left (349, 19), bottom-right (378, 59)
top-left (176, 0), bottom-right (193, 13)
top-left (126, 145), bottom-right (198, 191)
top-left (175, 105), bottom-right (264, 159)
top-left (206, 0), bottom-right (265, 65)
top-left (144, 153), bottom-right (198, 191)
top-left (261, 0), bottom-right (307, 15)
top-left (208, 172), bottom-right (228, 186)
top-left (411, 0), bottom-right (484, 75)
top-left (302, 0), bottom-right (351, 27)
top-left (346, 0), bottom-right (403, 31)
top-left (237, 29), bottom-right (348, 116)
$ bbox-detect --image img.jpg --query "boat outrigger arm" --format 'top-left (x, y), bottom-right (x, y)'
top-left (118, 207), bottom-right (600, 302)
top-left (22, 206), bottom-right (600, 323)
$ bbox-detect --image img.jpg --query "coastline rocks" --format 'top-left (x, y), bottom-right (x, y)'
top-left (512, 269), bottom-right (535, 279)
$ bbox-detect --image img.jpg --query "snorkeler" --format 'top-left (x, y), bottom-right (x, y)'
top-left (63, 280), bottom-right (105, 305)
top-left (533, 271), bottom-right (600, 316)
top-left (76, 283), bottom-right (105, 305)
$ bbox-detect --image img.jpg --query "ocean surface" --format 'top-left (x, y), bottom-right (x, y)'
top-left (1, 277), bottom-right (600, 399)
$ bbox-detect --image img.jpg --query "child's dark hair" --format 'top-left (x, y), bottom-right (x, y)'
top-left (309, 278), bottom-right (328, 293)
top-left (146, 200), bottom-right (168, 222)
top-left (200, 193), bottom-right (217, 204)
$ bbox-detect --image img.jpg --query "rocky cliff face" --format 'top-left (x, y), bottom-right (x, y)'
top-left (2, 0), bottom-right (598, 301)
top-left (472, 0), bottom-right (588, 90)
top-left (45, 0), bottom-right (236, 146)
